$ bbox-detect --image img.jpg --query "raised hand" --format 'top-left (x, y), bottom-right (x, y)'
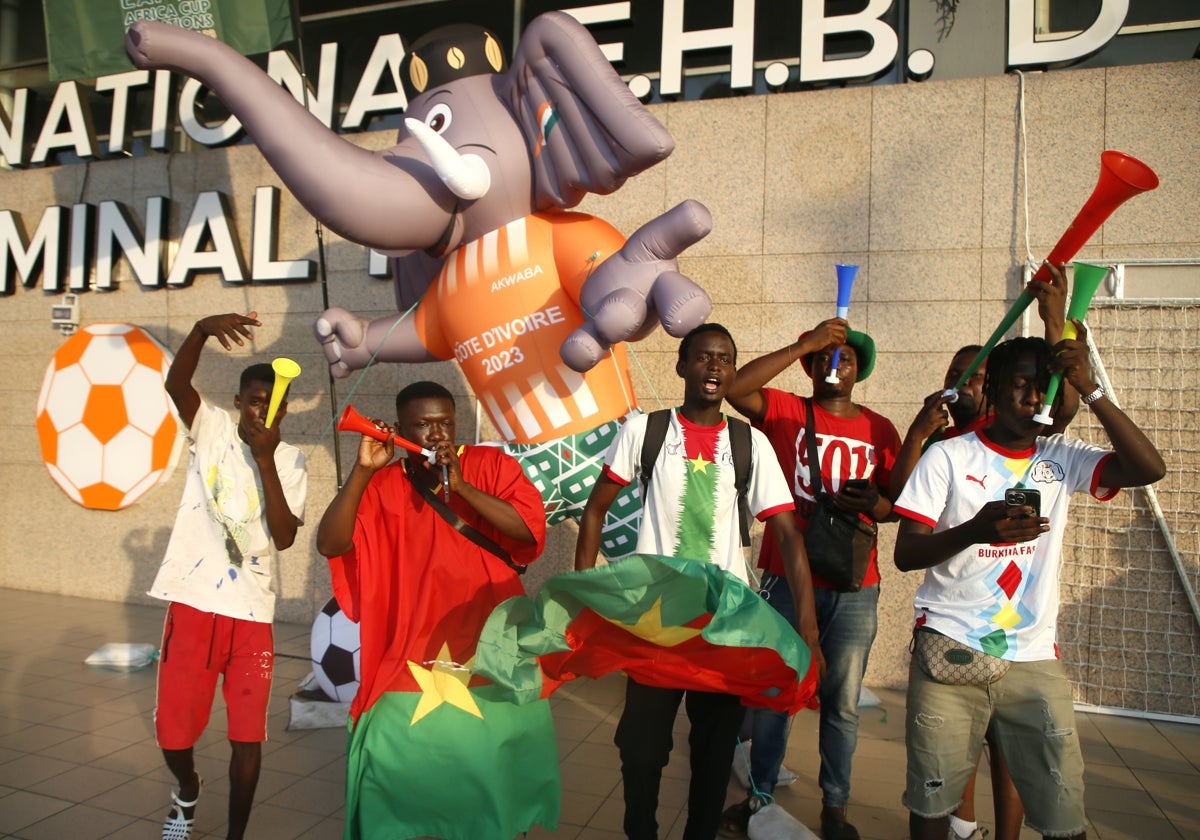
top-left (908, 390), bottom-right (953, 442)
top-left (197, 312), bottom-right (260, 351)
top-left (797, 318), bottom-right (849, 357)
top-left (356, 420), bottom-right (396, 472)
top-left (1051, 319), bottom-right (1099, 395)
top-left (239, 412), bottom-right (282, 462)
top-left (1028, 260), bottom-right (1068, 343)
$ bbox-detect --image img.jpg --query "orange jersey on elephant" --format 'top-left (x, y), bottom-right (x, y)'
top-left (413, 212), bottom-right (637, 444)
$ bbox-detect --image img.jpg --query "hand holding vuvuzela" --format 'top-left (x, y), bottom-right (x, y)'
top-left (825, 264), bottom-right (859, 384)
top-left (264, 358), bottom-right (300, 428)
top-left (1032, 262), bottom-right (1108, 425)
top-left (337, 404), bottom-right (435, 460)
top-left (951, 151), bottom-right (1159, 395)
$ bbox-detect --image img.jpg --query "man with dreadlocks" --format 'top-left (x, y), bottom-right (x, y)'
top-left (892, 324), bottom-right (1165, 840)
top-left (889, 261), bottom-right (1076, 840)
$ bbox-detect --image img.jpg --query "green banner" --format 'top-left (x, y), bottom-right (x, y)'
top-left (44, 0), bottom-right (294, 81)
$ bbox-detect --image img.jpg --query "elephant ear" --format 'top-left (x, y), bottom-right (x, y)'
top-left (506, 11), bottom-right (674, 210)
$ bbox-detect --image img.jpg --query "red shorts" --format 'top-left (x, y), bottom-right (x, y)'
top-left (155, 602), bottom-right (274, 749)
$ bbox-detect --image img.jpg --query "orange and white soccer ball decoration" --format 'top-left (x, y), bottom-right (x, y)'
top-left (36, 323), bottom-right (181, 511)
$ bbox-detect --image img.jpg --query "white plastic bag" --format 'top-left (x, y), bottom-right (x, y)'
top-left (748, 803), bottom-right (820, 840)
top-left (84, 642), bottom-right (158, 671)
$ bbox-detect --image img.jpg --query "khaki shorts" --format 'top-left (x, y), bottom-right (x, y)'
top-left (903, 657), bottom-right (1086, 837)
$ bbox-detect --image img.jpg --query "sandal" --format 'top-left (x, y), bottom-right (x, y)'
top-left (162, 776), bottom-right (202, 840)
top-left (717, 794), bottom-right (767, 838)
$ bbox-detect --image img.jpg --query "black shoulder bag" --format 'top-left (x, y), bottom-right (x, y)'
top-left (404, 461), bottom-right (525, 575)
top-left (801, 398), bottom-right (876, 592)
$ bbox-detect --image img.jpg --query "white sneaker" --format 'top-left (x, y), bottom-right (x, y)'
top-left (950, 827), bottom-right (989, 840)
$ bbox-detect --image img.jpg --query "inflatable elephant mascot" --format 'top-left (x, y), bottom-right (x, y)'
top-left (127, 12), bottom-right (713, 555)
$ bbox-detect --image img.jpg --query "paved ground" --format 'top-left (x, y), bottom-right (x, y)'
top-left (0, 588), bottom-right (1196, 839)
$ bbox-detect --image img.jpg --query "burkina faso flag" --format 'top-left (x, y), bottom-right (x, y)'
top-left (474, 553), bottom-right (818, 713)
top-left (344, 688), bottom-right (558, 840)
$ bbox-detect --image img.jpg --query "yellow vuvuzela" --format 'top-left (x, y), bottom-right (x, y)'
top-left (265, 358), bottom-right (300, 427)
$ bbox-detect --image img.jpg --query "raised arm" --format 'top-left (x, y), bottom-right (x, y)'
top-left (891, 391), bottom-right (953, 496)
top-left (316, 431), bottom-right (395, 557)
top-left (726, 318), bottom-right (848, 422)
top-left (1029, 261), bottom-right (1079, 432)
top-left (1054, 321), bottom-right (1166, 489)
top-left (165, 312), bottom-right (260, 428)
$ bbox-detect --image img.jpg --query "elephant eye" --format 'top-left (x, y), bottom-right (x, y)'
top-left (424, 104), bottom-right (453, 135)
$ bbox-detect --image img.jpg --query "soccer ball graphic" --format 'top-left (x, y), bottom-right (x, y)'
top-left (311, 597), bottom-right (361, 703)
top-left (36, 323), bottom-right (181, 511)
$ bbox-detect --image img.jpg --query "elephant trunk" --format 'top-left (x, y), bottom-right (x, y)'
top-left (125, 21), bottom-right (455, 252)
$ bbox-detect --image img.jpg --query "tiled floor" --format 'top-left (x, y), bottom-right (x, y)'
top-left (0, 588), bottom-right (1196, 840)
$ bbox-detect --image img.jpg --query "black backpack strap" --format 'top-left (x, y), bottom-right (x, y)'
top-left (725, 415), bottom-right (753, 547)
top-left (639, 409), bottom-right (672, 496)
top-left (804, 397), bottom-right (824, 497)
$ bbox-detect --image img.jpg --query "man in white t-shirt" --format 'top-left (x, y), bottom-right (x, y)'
top-left (575, 323), bottom-right (823, 840)
top-left (893, 326), bottom-right (1164, 840)
top-left (149, 312), bottom-right (308, 840)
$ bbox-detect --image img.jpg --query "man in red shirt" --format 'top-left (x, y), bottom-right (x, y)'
top-left (724, 320), bottom-right (900, 840)
top-left (316, 381), bottom-right (558, 840)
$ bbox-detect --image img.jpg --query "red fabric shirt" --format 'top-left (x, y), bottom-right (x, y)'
top-left (754, 388), bottom-right (901, 587)
top-left (328, 447), bottom-right (547, 722)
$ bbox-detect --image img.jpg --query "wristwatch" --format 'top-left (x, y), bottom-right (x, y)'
top-left (1081, 385), bottom-right (1105, 405)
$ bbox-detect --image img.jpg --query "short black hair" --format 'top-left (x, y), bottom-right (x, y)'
top-left (240, 363), bottom-right (275, 391)
top-left (983, 336), bottom-right (1053, 409)
top-left (954, 344), bottom-right (984, 359)
top-left (677, 323), bottom-right (737, 365)
top-left (396, 380), bottom-right (455, 415)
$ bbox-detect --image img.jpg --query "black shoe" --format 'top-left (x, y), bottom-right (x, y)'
top-left (820, 813), bottom-right (861, 840)
top-left (717, 794), bottom-right (768, 838)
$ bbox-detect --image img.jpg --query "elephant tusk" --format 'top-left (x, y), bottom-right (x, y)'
top-left (404, 118), bottom-right (491, 201)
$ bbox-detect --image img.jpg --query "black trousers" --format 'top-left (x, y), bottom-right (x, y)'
top-left (614, 676), bottom-right (745, 840)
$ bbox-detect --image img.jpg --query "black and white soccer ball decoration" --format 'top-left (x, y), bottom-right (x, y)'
top-left (310, 597), bottom-right (361, 703)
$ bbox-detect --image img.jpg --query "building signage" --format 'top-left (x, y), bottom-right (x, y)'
top-left (2, 0), bottom-right (1197, 294)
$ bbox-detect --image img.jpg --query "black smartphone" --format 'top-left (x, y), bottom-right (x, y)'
top-left (1005, 488), bottom-right (1041, 517)
top-left (844, 478), bottom-right (870, 492)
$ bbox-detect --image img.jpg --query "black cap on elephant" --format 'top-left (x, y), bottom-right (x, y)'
top-left (400, 24), bottom-right (508, 102)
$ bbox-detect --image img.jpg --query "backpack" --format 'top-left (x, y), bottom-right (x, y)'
top-left (639, 409), bottom-right (754, 547)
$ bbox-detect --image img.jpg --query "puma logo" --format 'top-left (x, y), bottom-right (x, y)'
top-left (966, 474), bottom-right (987, 489)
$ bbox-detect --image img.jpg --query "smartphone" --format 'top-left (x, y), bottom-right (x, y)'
top-left (1005, 488), bottom-right (1041, 518)
top-left (844, 478), bottom-right (870, 492)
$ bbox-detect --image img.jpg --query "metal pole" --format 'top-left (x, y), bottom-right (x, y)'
top-left (287, 0), bottom-right (344, 487)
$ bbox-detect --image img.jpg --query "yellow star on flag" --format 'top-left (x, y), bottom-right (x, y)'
top-left (689, 454), bottom-right (711, 473)
top-left (605, 596), bottom-right (702, 647)
top-left (407, 642), bottom-right (482, 725)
